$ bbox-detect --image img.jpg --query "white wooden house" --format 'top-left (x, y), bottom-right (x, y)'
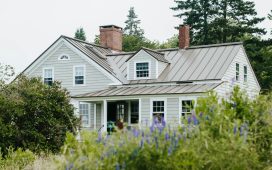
top-left (21, 25), bottom-right (260, 132)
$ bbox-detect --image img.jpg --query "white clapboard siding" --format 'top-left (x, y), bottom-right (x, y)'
top-left (215, 47), bottom-right (260, 99)
top-left (28, 42), bottom-right (114, 96)
top-left (166, 98), bottom-right (179, 125)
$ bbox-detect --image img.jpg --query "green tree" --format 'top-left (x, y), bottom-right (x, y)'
top-left (172, 0), bottom-right (265, 45)
top-left (159, 35), bottom-right (179, 49)
top-left (0, 76), bottom-right (79, 155)
top-left (124, 7), bottom-right (144, 38)
top-left (0, 63), bottom-right (14, 84)
top-left (74, 28), bottom-right (86, 41)
top-left (122, 35), bottom-right (159, 52)
top-left (269, 10), bottom-right (272, 35)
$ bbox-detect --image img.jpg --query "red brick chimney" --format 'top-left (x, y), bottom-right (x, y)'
top-left (179, 25), bottom-right (190, 49)
top-left (99, 25), bottom-right (123, 52)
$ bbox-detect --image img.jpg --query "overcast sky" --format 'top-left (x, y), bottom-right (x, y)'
top-left (0, 0), bottom-right (271, 75)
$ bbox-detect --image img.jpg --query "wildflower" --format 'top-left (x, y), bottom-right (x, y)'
top-left (240, 125), bottom-right (243, 136)
top-left (142, 131), bottom-right (145, 137)
top-left (162, 117), bottom-right (166, 128)
top-left (192, 114), bottom-right (198, 125)
top-left (187, 116), bottom-right (192, 124)
top-left (199, 112), bottom-right (203, 118)
top-left (154, 136), bottom-right (159, 149)
top-left (150, 124), bottom-right (155, 133)
top-left (116, 163), bottom-right (120, 170)
top-left (233, 125), bottom-right (237, 134)
top-left (97, 132), bottom-right (102, 143)
top-left (168, 146), bottom-right (172, 156)
top-left (165, 133), bottom-right (170, 141)
top-left (133, 128), bottom-right (139, 137)
top-left (154, 117), bottom-right (159, 125)
top-left (66, 162), bottom-right (74, 170)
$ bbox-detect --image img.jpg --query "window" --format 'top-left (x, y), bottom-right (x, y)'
top-left (181, 100), bottom-right (194, 117)
top-left (136, 62), bottom-right (149, 78)
top-left (43, 68), bottom-right (53, 86)
top-left (236, 63), bottom-right (240, 81)
top-left (74, 66), bottom-right (85, 85)
top-left (79, 103), bottom-right (90, 127)
top-left (58, 54), bottom-right (70, 60)
top-left (244, 65), bottom-right (248, 83)
top-left (131, 101), bottom-right (139, 124)
top-left (117, 103), bottom-right (125, 121)
top-left (152, 101), bottom-right (164, 122)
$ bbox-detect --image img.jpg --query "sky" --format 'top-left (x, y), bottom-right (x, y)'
top-left (0, 0), bottom-right (271, 75)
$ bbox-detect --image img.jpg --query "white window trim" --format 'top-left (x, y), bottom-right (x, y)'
top-left (58, 53), bottom-right (70, 60)
top-left (79, 102), bottom-right (90, 128)
top-left (235, 63), bottom-right (240, 82)
top-left (73, 65), bottom-right (86, 86)
top-left (243, 64), bottom-right (248, 84)
top-left (179, 96), bottom-right (198, 125)
top-left (150, 98), bottom-right (167, 124)
top-left (42, 67), bottom-right (54, 84)
top-left (134, 61), bottom-right (151, 80)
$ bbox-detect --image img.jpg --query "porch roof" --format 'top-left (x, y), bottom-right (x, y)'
top-left (73, 83), bottom-right (222, 98)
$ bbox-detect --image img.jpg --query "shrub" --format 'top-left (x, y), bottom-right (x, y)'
top-left (0, 76), bottom-right (79, 155)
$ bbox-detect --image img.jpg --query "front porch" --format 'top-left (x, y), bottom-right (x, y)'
top-left (78, 99), bottom-right (141, 132)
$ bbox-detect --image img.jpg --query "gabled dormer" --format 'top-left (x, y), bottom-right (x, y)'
top-left (126, 48), bottom-right (169, 80)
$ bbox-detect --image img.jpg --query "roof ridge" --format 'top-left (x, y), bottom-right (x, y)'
top-left (187, 42), bottom-right (243, 49)
top-left (142, 47), bottom-right (164, 55)
top-left (61, 35), bottom-right (110, 49)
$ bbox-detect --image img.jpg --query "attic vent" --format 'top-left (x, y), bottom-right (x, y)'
top-left (58, 54), bottom-right (70, 60)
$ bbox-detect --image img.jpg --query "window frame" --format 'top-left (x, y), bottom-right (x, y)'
top-left (150, 98), bottom-right (167, 123)
top-left (243, 65), bottom-right (248, 83)
top-left (42, 67), bottom-right (54, 86)
top-left (73, 65), bottom-right (86, 86)
top-left (79, 102), bottom-right (90, 127)
top-left (179, 97), bottom-right (197, 124)
top-left (58, 54), bottom-right (70, 60)
top-left (134, 61), bottom-right (151, 79)
top-left (236, 63), bottom-right (240, 81)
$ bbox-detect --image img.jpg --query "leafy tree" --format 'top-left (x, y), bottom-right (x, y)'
top-left (124, 7), bottom-right (144, 38)
top-left (0, 63), bottom-right (14, 84)
top-left (0, 76), bottom-right (79, 155)
top-left (74, 28), bottom-right (86, 41)
top-left (158, 35), bottom-right (179, 49)
top-left (172, 0), bottom-right (265, 45)
top-left (122, 35), bottom-right (158, 52)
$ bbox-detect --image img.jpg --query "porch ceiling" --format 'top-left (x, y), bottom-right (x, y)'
top-left (73, 83), bottom-right (222, 98)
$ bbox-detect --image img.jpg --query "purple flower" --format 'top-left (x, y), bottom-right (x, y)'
top-left (150, 124), bottom-right (155, 133)
top-left (162, 117), bottom-right (166, 127)
top-left (133, 128), bottom-right (139, 137)
top-left (240, 126), bottom-right (243, 136)
top-left (199, 112), bottom-right (203, 118)
top-left (154, 117), bottom-right (159, 125)
top-left (97, 132), bottom-right (102, 142)
top-left (154, 136), bottom-right (159, 149)
top-left (142, 131), bottom-right (145, 137)
top-left (168, 146), bottom-right (172, 156)
top-left (116, 163), bottom-right (120, 170)
top-left (66, 162), bottom-right (74, 170)
top-left (192, 114), bottom-right (198, 125)
top-left (140, 138), bottom-right (144, 148)
top-left (165, 133), bottom-right (170, 141)
top-left (187, 116), bottom-right (192, 124)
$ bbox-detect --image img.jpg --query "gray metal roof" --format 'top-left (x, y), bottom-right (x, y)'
top-left (74, 83), bottom-right (221, 98)
top-left (108, 43), bottom-right (242, 84)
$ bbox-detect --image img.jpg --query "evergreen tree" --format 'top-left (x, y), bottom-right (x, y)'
top-left (124, 7), bottom-right (144, 38)
top-left (269, 10), bottom-right (272, 35)
top-left (172, 0), bottom-right (265, 45)
top-left (74, 28), bottom-right (86, 41)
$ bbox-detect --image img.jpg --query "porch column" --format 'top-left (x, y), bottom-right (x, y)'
top-left (138, 98), bottom-right (141, 129)
top-left (94, 103), bottom-right (96, 130)
top-left (128, 101), bottom-right (131, 126)
top-left (103, 100), bottom-right (107, 132)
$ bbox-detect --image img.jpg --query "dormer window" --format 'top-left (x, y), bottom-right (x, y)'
top-left (135, 62), bottom-right (149, 78)
top-left (58, 54), bottom-right (70, 60)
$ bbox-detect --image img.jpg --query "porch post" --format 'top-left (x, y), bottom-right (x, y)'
top-left (94, 103), bottom-right (96, 130)
top-left (128, 101), bottom-right (131, 126)
top-left (103, 100), bottom-right (107, 132)
top-left (138, 98), bottom-right (141, 129)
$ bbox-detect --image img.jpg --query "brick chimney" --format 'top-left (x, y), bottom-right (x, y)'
top-left (99, 25), bottom-right (123, 52)
top-left (179, 25), bottom-right (190, 49)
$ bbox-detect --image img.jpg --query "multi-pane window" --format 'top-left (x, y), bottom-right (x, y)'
top-left (117, 103), bottom-right (125, 121)
top-left (136, 62), bottom-right (149, 78)
top-left (236, 63), bottom-right (240, 81)
top-left (79, 103), bottom-right (89, 127)
top-left (74, 66), bottom-right (85, 85)
top-left (152, 101), bottom-right (164, 122)
top-left (43, 68), bottom-right (53, 86)
top-left (244, 65), bottom-right (248, 83)
top-left (131, 101), bottom-right (139, 124)
top-left (181, 100), bottom-right (194, 117)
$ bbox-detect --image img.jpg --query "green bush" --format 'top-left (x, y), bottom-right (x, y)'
top-left (0, 76), bottom-right (79, 155)
top-left (57, 87), bottom-right (272, 169)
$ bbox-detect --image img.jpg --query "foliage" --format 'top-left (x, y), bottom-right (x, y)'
top-left (74, 27), bottom-right (87, 41)
top-left (0, 63), bottom-right (14, 84)
top-left (0, 76), bottom-right (79, 156)
top-left (171, 0), bottom-right (265, 45)
top-left (158, 35), bottom-right (179, 49)
top-left (57, 87), bottom-right (272, 169)
top-left (0, 148), bottom-right (35, 170)
top-left (122, 35), bottom-right (159, 52)
top-left (124, 7), bottom-right (144, 38)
